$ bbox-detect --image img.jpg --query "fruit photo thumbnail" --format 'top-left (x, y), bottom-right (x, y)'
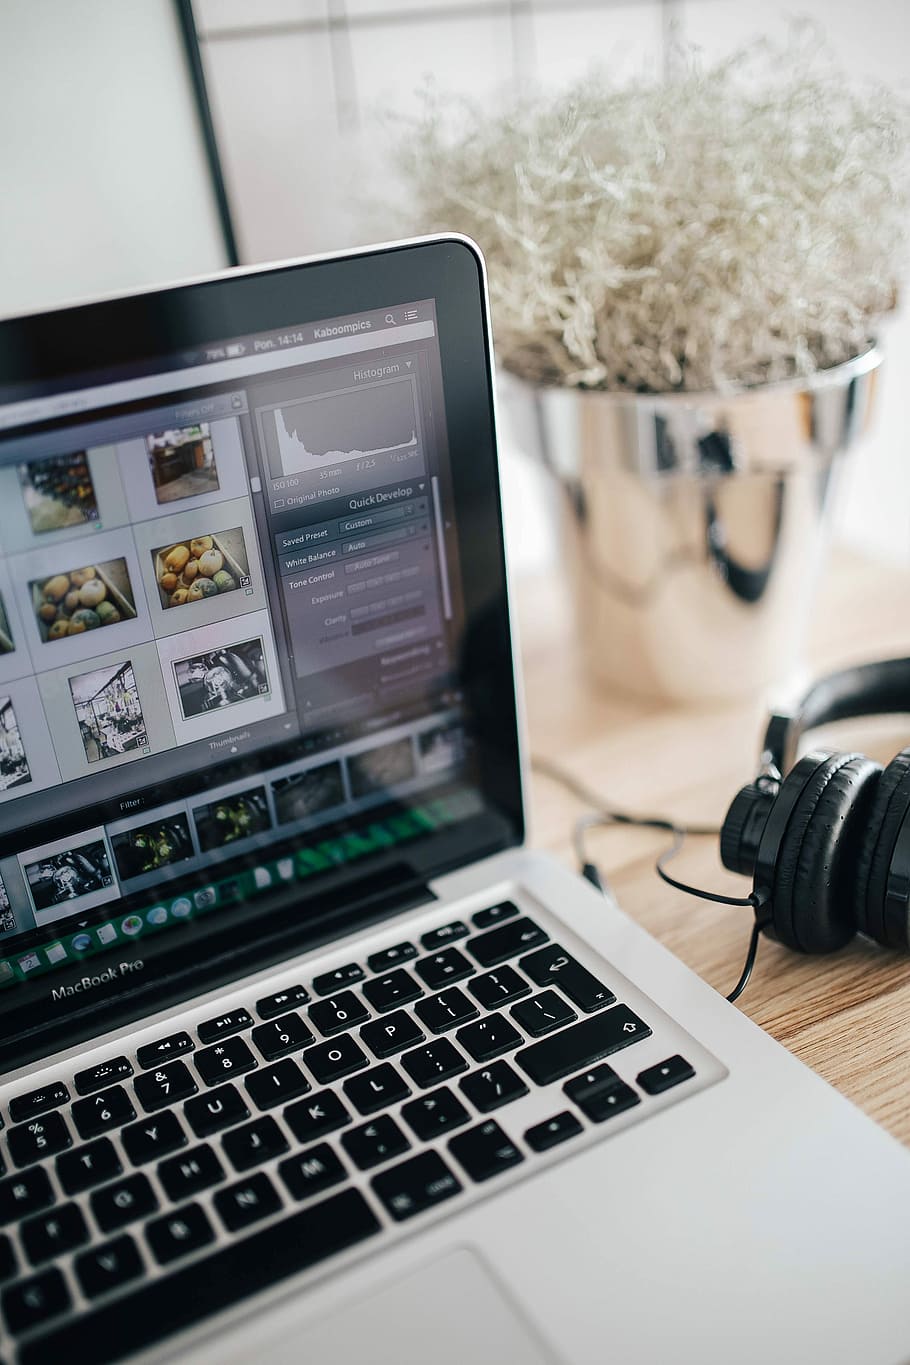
top-left (30, 559), bottom-right (137, 643)
top-left (151, 528), bottom-right (250, 610)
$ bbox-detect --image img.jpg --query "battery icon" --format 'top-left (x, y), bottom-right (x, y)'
top-left (226, 343), bottom-right (246, 358)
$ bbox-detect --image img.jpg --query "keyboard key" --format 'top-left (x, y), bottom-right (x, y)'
top-left (222, 1117), bottom-right (288, 1173)
top-left (71, 1086), bottom-right (135, 1140)
top-left (134, 1062), bottom-right (198, 1112)
top-left (8, 1111), bottom-right (72, 1165)
top-left (361, 969), bottom-right (423, 1014)
top-left (75, 1234), bottom-right (144, 1300)
top-left (91, 1173), bottom-right (159, 1232)
top-left (467, 917), bottom-right (548, 968)
top-left (74, 1057), bottom-right (134, 1096)
top-left (284, 1090), bottom-right (351, 1145)
top-left (279, 1143), bottom-right (348, 1201)
top-left (414, 948), bottom-right (474, 991)
top-left (564, 1066), bottom-right (640, 1123)
top-left (0, 1168), bottom-right (54, 1224)
top-left (360, 1009), bottom-right (424, 1060)
top-left (8, 1082), bottom-right (69, 1125)
top-left (184, 1084), bottom-right (249, 1139)
top-left (515, 1007), bottom-right (651, 1086)
top-left (344, 1064), bottom-right (410, 1116)
top-left (308, 992), bottom-right (370, 1037)
top-left (2, 1266), bottom-right (70, 1335)
top-left (636, 1055), bottom-right (695, 1095)
top-left (371, 1150), bottom-right (462, 1222)
top-left (524, 1111), bottom-right (584, 1152)
top-left (367, 942), bottom-right (417, 972)
top-left (122, 1111), bottom-right (188, 1165)
top-left (22, 1202), bottom-right (89, 1265)
top-left (0, 1233), bottom-right (17, 1283)
top-left (195, 1036), bottom-right (257, 1087)
top-left (197, 1008), bottom-right (254, 1045)
top-left (136, 1032), bottom-right (194, 1070)
top-left (519, 945), bottom-right (615, 1013)
top-left (312, 963), bottom-right (365, 996)
top-left (215, 1172), bottom-right (281, 1232)
top-left (256, 985), bottom-right (310, 1019)
top-left (415, 988), bottom-right (479, 1033)
top-left (472, 901), bottom-right (519, 930)
top-left (469, 966), bottom-right (531, 1009)
top-left (57, 1137), bottom-right (122, 1193)
top-left (511, 990), bottom-right (577, 1037)
top-left (401, 1039), bottom-right (468, 1089)
top-left (303, 1034), bottom-right (368, 1085)
top-left (420, 921), bottom-right (469, 951)
top-left (145, 1202), bottom-right (214, 1266)
top-left (341, 1116), bottom-right (409, 1171)
top-left (401, 1087), bottom-right (470, 1142)
top-left (448, 1120), bottom-right (524, 1184)
top-left (460, 1062), bottom-right (529, 1114)
top-left (251, 1013), bottom-right (314, 1061)
top-left (158, 1146), bottom-right (224, 1202)
top-left (456, 1013), bottom-right (523, 1062)
top-left (246, 1060), bottom-right (310, 1111)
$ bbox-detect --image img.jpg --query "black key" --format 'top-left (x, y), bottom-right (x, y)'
top-left (401, 1087), bottom-right (470, 1142)
top-left (637, 1055), bottom-right (696, 1095)
top-left (91, 1174), bottom-right (159, 1232)
top-left (467, 917), bottom-right (548, 968)
top-left (401, 1039), bottom-right (467, 1089)
top-left (2, 1266), bottom-right (70, 1335)
top-left (57, 1137), bottom-right (121, 1194)
top-left (0, 1233), bottom-right (17, 1283)
top-left (303, 1034), bottom-right (368, 1085)
top-left (344, 1064), bottom-right (410, 1116)
top-left (448, 1120), bottom-right (524, 1183)
top-left (341, 1116), bottom-right (409, 1171)
top-left (415, 988), bottom-right (479, 1034)
top-left (195, 1036), bottom-right (257, 1088)
top-left (460, 1062), bottom-right (529, 1114)
top-left (472, 901), bottom-right (519, 930)
top-left (74, 1057), bottom-right (134, 1096)
top-left (184, 1084), bottom-right (249, 1139)
top-left (136, 1032), bottom-right (194, 1070)
top-left (469, 966), bottom-right (531, 1010)
top-left (134, 1061), bottom-right (198, 1112)
top-left (284, 1090), bottom-right (351, 1145)
top-left (0, 1168), bottom-right (54, 1224)
top-left (511, 990), bottom-right (577, 1038)
top-left (279, 1143), bottom-right (348, 1201)
top-left (214, 1172), bottom-right (282, 1231)
top-left (564, 1066), bottom-right (640, 1123)
top-left (246, 1060), bottom-right (310, 1111)
top-left (197, 1008), bottom-right (254, 1045)
top-left (420, 921), bottom-right (469, 951)
top-left (312, 963), bottom-right (365, 995)
top-left (360, 1010), bottom-right (424, 1060)
top-left (519, 945), bottom-right (615, 1013)
top-left (308, 992), bottom-right (370, 1037)
top-left (8, 1112), bottom-right (72, 1166)
top-left (414, 948), bottom-right (474, 991)
top-left (251, 1013), bottom-right (314, 1061)
top-left (22, 1202), bottom-right (89, 1265)
top-left (516, 1007), bottom-right (651, 1086)
top-left (158, 1145), bottom-right (224, 1202)
top-left (524, 1111), bottom-right (584, 1153)
top-left (145, 1202), bottom-right (214, 1266)
top-left (361, 969), bottom-right (423, 1014)
top-left (256, 984), bottom-right (310, 1019)
top-left (122, 1111), bottom-right (188, 1165)
top-left (71, 1086), bottom-right (135, 1140)
top-left (8, 1082), bottom-right (69, 1125)
top-left (457, 1013), bottom-right (523, 1062)
top-left (371, 1150), bottom-right (462, 1222)
top-left (75, 1234), bottom-right (144, 1300)
top-left (222, 1117), bottom-right (288, 1173)
top-left (21, 1191), bottom-right (378, 1363)
top-left (367, 942), bottom-right (417, 972)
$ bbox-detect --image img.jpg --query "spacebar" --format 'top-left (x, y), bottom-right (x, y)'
top-left (20, 1187), bottom-right (381, 1365)
top-left (515, 1006), bottom-right (651, 1085)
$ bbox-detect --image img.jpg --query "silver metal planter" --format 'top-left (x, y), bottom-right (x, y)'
top-left (508, 348), bottom-right (882, 701)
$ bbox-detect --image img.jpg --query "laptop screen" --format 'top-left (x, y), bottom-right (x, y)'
top-left (0, 240), bottom-right (522, 1062)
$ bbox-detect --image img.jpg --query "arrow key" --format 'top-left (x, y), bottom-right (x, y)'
top-left (564, 1064), bottom-right (640, 1123)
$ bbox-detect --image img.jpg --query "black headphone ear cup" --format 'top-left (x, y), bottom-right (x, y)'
top-left (854, 747), bottom-right (910, 948)
top-left (773, 753), bottom-right (881, 953)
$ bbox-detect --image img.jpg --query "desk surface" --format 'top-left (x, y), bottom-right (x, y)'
top-left (518, 550), bottom-right (910, 1147)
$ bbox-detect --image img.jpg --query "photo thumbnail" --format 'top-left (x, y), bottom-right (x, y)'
top-left (348, 737), bottom-right (416, 799)
top-left (69, 661), bottom-right (149, 763)
top-left (0, 593), bottom-right (14, 656)
top-left (273, 761), bottom-right (345, 825)
top-left (0, 876), bottom-right (14, 935)
top-left (24, 839), bottom-right (114, 912)
top-left (193, 787), bottom-right (271, 851)
top-left (146, 424), bottom-right (219, 505)
top-left (418, 724), bottom-right (464, 774)
top-left (0, 696), bottom-right (31, 791)
top-left (112, 814), bottom-right (194, 881)
top-left (173, 637), bottom-right (269, 719)
top-left (151, 527), bottom-right (251, 611)
top-left (29, 558), bottom-right (137, 644)
top-left (18, 453), bottom-right (99, 534)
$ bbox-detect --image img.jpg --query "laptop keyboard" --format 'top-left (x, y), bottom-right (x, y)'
top-left (0, 900), bottom-right (714, 1363)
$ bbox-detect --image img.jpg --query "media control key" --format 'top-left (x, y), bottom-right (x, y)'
top-left (136, 1033), bottom-right (194, 1070)
top-left (74, 1057), bottom-right (134, 1096)
top-left (371, 1150), bottom-right (462, 1222)
top-left (197, 1009), bottom-right (254, 1045)
top-left (256, 985), bottom-right (310, 1020)
top-left (420, 921), bottom-right (469, 951)
top-left (516, 1008), bottom-right (651, 1087)
top-left (367, 942), bottom-right (417, 972)
top-left (312, 963), bottom-right (365, 996)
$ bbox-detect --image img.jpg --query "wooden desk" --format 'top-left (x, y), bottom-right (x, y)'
top-left (517, 549), bottom-right (910, 1146)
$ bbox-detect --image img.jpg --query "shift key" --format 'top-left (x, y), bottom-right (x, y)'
top-left (515, 1007), bottom-right (651, 1086)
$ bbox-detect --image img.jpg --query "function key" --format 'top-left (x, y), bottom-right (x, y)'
top-left (460, 1061), bottom-right (528, 1114)
top-left (564, 1064), bottom-right (640, 1123)
top-left (371, 1150), bottom-right (462, 1222)
top-left (1, 1265), bottom-right (71, 1335)
top-left (472, 902), bottom-right (519, 930)
top-left (184, 1084), bottom-right (249, 1140)
top-left (197, 1008), bottom-right (254, 1045)
top-left (7, 1111), bottom-right (72, 1166)
top-left (136, 1032), bottom-right (194, 1070)
top-left (257, 984), bottom-right (310, 1019)
top-left (0, 1168), bottom-right (54, 1223)
top-left (466, 918), bottom-right (548, 969)
top-left (414, 948), bottom-right (474, 992)
top-left (636, 1055), bottom-right (695, 1095)
top-left (74, 1056), bottom-right (134, 1096)
top-left (519, 945), bottom-right (615, 1013)
top-left (309, 991), bottom-right (370, 1038)
top-left (341, 1116), bottom-right (409, 1171)
top-left (284, 1089), bottom-right (351, 1145)
top-left (8, 1081), bottom-right (69, 1125)
top-left (251, 1012), bottom-right (314, 1061)
top-left (134, 1061), bottom-right (198, 1112)
top-left (121, 1111), bottom-right (188, 1165)
top-left (75, 1233), bottom-right (144, 1300)
top-left (524, 1111), bottom-right (584, 1153)
top-left (312, 963), bottom-right (365, 996)
top-left (469, 965), bottom-right (531, 1010)
top-left (420, 921), bottom-right (469, 951)
top-left (57, 1136), bottom-right (122, 1194)
top-left (361, 969), bottom-right (423, 1014)
top-left (367, 942), bottom-right (417, 972)
top-left (71, 1086), bottom-right (136, 1141)
top-left (194, 1036), bottom-right (257, 1088)
top-left (145, 1202), bottom-right (214, 1266)
top-left (401, 1086), bottom-right (470, 1142)
top-left (448, 1119), bottom-right (523, 1183)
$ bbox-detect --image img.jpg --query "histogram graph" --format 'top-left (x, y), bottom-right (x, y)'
top-left (265, 380), bottom-right (419, 476)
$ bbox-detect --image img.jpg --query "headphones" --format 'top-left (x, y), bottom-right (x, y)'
top-left (720, 658), bottom-right (910, 955)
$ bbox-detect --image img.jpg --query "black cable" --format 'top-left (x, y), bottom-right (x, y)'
top-left (531, 754), bottom-right (720, 837)
top-left (726, 916), bottom-right (773, 1004)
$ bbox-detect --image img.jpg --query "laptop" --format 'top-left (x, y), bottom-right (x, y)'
top-left (0, 235), bottom-right (906, 1365)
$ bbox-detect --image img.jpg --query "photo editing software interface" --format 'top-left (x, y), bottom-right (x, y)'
top-left (0, 301), bottom-right (481, 989)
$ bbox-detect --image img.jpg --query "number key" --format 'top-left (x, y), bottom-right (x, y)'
top-left (309, 991), bottom-right (369, 1037)
top-left (71, 1086), bottom-right (136, 1140)
top-left (7, 1112), bottom-right (72, 1166)
top-left (134, 1061), bottom-right (198, 1112)
top-left (251, 1012), bottom-right (314, 1061)
top-left (194, 1036), bottom-right (257, 1088)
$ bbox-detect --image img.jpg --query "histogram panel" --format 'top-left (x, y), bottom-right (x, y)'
top-left (266, 380), bottom-right (419, 476)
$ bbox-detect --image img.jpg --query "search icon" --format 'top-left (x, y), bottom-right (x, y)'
top-left (385, 313), bottom-right (396, 324)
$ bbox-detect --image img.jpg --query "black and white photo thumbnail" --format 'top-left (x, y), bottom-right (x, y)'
top-left (0, 875), bottom-right (15, 935)
top-left (173, 637), bottom-right (269, 719)
top-left (348, 737), bottom-right (416, 799)
top-left (69, 661), bottom-right (149, 763)
top-left (273, 761), bottom-right (345, 825)
top-left (193, 787), bottom-right (271, 851)
top-left (24, 839), bottom-right (114, 912)
top-left (0, 696), bottom-right (31, 791)
top-left (111, 814), bottom-right (194, 881)
top-left (18, 452), bottom-right (99, 534)
top-left (0, 593), bottom-right (15, 656)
